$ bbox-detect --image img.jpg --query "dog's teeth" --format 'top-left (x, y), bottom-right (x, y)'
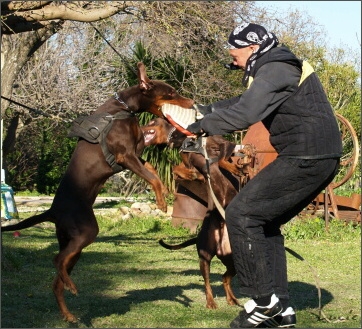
top-left (143, 129), bottom-right (156, 144)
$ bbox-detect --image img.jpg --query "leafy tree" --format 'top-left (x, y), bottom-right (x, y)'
top-left (6, 119), bottom-right (76, 193)
top-left (2, 1), bottom-right (360, 195)
top-left (1, 1), bottom-right (145, 161)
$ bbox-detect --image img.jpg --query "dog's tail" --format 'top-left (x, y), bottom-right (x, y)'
top-left (1, 210), bottom-right (54, 232)
top-left (159, 237), bottom-right (197, 250)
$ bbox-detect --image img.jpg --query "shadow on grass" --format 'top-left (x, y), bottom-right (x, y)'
top-left (1, 231), bottom-right (334, 328)
top-left (93, 200), bottom-right (123, 209)
top-left (289, 280), bottom-right (333, 311)
top-left (167, 270), bottom-right (333, 312)
top-left (75, 278), bottom-right (333, 327)
top-left (77, 282), bottom-right (201, 326)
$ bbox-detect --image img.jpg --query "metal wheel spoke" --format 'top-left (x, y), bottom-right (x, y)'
top-left (329, 113), bottom-right (359, 189)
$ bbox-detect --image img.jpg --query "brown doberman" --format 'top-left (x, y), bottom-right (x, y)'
top-left (142, 117), bottom-right (242, 181)
top-left (141, 117), bottom-right (241, 309)
top-left (1, 63), bottom-right (194, 323)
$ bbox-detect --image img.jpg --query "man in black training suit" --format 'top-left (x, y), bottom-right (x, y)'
top-left (187, 22), bottom-right (342, 328)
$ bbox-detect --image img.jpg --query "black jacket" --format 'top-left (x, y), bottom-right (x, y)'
top-left (199, 45), bottom-right (342, 159)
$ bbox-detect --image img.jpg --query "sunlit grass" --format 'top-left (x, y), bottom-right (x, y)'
top-left (1, 213), bottom-right (360, 328)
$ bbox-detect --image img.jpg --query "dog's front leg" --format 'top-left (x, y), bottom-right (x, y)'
top-left (144, 161), bottom-right (169, 196)
top-left (123, 156), bottom-right (168, 212)
top-left (172, 162), bottom-right (205, 181)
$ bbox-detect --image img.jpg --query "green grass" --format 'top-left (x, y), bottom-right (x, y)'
top-left (1, 212), bottom-right (360, 328)
top-left (93, 199), bottom-right (132, 209)
top-left (14, 190), bottom-right (55, 197)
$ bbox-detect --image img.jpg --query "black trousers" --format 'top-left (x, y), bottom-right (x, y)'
top-left (225, 157), bottom-right (340, 301)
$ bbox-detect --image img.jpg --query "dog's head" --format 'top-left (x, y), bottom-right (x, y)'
top-left (137, 62), bottom-right (194, 117)
top-left (141, 118), bottom-right (187, 148)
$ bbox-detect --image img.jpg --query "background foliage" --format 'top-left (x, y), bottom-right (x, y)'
top-left (2, 1), bottom-right (360, 195)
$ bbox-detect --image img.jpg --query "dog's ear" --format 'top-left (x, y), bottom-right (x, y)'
top-left (137, 62), bottom-right (153, 91)
top-left (139, 79), bottom-right (154, 92)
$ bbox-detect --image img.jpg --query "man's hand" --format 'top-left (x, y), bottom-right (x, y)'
top-left (186, 121), bottom-right (206, 136)
top-left (194, 104), bottom-right (212, 119)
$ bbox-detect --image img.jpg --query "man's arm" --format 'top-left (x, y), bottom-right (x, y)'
top-left (197, 62), bottom-right (301, 135)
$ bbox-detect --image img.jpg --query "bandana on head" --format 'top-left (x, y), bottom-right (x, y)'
top-left (227, 22), bottom-right (279, 86)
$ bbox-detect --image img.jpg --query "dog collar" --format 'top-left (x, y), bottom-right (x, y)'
top-left (114, 92), bottom-right (134, 114)
top-left (167, 126), bottom-right (177, 143)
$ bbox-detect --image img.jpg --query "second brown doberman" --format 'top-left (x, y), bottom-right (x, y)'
top-left (1, 63), bottom-right (194, 323)
top-left (141, 117), bottom-right (241, 309)
top-left (142, 117), bottom-right (242, 181)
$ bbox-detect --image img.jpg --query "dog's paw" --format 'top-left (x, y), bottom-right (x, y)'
top-left (158, 204), bottom-right (167, 213)
top-left (64, 282), bottom-right (78, 296)
top-left (63, 312), bottom-right (78, 323)
top-left (206, 301), bottom-right (218, 309)
top-left (226, 297), bottom-right (240, 306)
top-left (162, 186), bottom-right (169, 196)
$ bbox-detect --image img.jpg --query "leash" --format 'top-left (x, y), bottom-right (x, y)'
top-left (1, 95), bottom-right (53, 118)
top-left (200, 138), bottom-right (327, 322)
top-left (284, 247), bottom-right (330, 322)
top-left (201, 136), bottom-right (226, 217)
top-left (89, 22), bottom-right (138, 76)
top-left (167, 126), bottom-right (177, 143)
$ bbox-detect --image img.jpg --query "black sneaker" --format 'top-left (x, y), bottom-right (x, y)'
top-left (230, 294), bottom-right (283, 328)
top-left (257, 307), bottom-right (297, 328)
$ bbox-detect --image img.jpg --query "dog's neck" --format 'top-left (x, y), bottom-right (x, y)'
top-left (115, 86), bottom-right (141, 113)
top-left (114, 93), bottom-right (130, 111)
top-left (117, 87), bottom-right (163, 117)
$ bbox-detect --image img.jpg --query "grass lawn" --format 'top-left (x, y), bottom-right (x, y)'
top-left (1, 210), bottom-right (361, 328)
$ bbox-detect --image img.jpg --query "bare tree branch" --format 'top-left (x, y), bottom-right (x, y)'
top-left (1, 1), bottom-right (137, 34)
top-left (4, 1), bottom-right (52, 11)
top-left (16, 3), bottom-right (128, 21)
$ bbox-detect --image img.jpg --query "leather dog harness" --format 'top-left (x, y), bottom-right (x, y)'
top-left (179, 136), bottom-right (226, 216)
top-left (68, 95), bottom-right (135, 173)
top-left (180, 136), bottom-right (219, 166)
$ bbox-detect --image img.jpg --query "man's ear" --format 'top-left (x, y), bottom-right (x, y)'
top-left (251, 45), bottom-right (260, 53)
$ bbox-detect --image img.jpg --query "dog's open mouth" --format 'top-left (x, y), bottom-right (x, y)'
top-left (143, 129), bottom-right (155, 146)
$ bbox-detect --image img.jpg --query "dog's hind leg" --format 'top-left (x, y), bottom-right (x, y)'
top-left (217, 223), bottom-right (239, 306)
top-left (53, 252), bottom-right (81, 323)
top-left (199, 253), bottom-right (218, 309)
top-left (53, 216), bottom-right (99, 322)
top-left (53, 248), bottom-right (82, 294)
top-left (221, 260), bottom-right (239, 306)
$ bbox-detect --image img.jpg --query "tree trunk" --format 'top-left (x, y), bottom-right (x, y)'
top-left (1, 25), bottom-right (61, 168)
top-left (1, 25), bottom-right (61, 116)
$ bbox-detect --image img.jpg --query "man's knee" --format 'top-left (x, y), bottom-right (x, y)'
top-left (225, 210), bottom-right (264, 238)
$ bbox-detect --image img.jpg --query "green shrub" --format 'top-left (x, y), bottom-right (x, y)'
top-left (282, 216), bottom-right (361, 242)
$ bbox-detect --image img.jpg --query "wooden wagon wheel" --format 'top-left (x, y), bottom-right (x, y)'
top-left (329, 113), bottom-right (360, 189)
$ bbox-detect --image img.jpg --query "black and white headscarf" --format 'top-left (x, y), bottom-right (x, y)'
top-left (227, 22), bottom-right (279, 86)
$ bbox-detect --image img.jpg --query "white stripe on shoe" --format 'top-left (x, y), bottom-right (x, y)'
top-left (262, 307), bottom-right (296, 328)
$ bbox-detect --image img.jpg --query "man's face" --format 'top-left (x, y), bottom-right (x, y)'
top-left (229, 45), bottom-right (258, 70)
